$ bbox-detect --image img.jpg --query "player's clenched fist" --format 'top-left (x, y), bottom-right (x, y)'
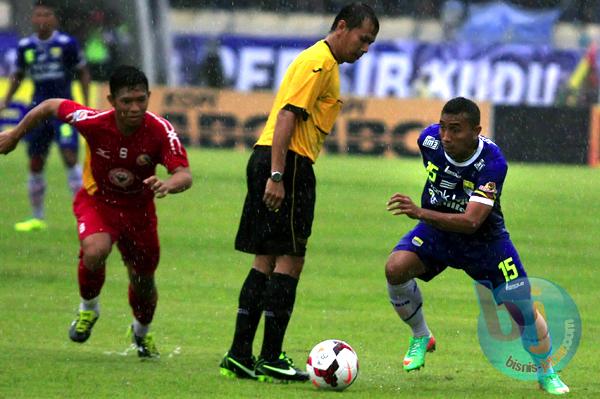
top-left (143, 176), bottom-right (170, 198)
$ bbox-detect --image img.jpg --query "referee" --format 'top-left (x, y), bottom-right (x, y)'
top-left (220, 2), bottom-right (379, 383)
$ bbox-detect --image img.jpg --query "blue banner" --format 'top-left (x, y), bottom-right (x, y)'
top-left (174, 34), bottom-right (582, 106)
top-left (0, 30), bottom-right (584, 106)
top-left (459, 1), bottom-right (560, 46)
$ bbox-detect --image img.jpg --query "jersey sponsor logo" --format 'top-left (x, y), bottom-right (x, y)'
top-left (428, 186), bottom-right (446, 205)
top-left (444, 199), bottom-right (467, 213)
top-left (24, 49), bottom-right (35, 64)
top-left (505, 280), bottom-right (525, 291)
top-left (108, 168), bottom-right (135, 188)
top-left (422, 135), bottom-right (440, 150)
top-left (443, 165), bottom-right (461, 178)
top-left (474, 158), bottom-right (485, 171)
top-left (50, 46), bottom-right (62, 58)
top-left (96, 148), bottom-right (111, 159)
top-left (439, 179), bottom-right (456, 189)
top-left (463, 180), bottom-right (474, 195)
top-left (429, 185), bottom-right (468, 211)
top-left (136, 154), bottom-right (153, 166)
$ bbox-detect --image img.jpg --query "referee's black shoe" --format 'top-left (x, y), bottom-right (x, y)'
top-left (255, 352), bottom-right (309, 383)
top-left (220, 352), bottom-right (258, 380)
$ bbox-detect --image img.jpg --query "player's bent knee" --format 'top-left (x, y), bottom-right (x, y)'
top-left (385, 251), bottom-right (422, 285)
top-left (82, 245), bottom-right (111, 268)
top-left (385, 259), bottom-right (405, 284)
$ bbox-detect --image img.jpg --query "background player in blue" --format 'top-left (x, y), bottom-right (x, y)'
top-left (384, 97), bottom-right (569, 395)
top-left (0, 0), bottom-right (90, 232)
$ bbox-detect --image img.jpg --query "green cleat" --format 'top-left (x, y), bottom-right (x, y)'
top-left (219, 352), bottom-right (257, 379)
top-left (539, 373), bottom-right (569, 395)
top-left (69, 310), bottom-right (99, 343)
top-left (403, 334), bottom-right (436, 372)
top-left (14, 218), bottom-right (47, 232)
top-left (255, 352), bottom-right (309, 383)
top-left (128, 325), bottom-right (160, 359)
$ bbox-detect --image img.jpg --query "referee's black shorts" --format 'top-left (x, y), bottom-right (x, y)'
top-left (235, 145), bottom-right (315, 257)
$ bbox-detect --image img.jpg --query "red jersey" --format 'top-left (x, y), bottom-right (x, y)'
top-left (57, 100), bottom-right (189, 207)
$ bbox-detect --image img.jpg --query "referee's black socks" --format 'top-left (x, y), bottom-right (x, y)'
top-left (230, 268), bottom-right (267, 359)
top-left (260, 272), bottom-right (298, 361)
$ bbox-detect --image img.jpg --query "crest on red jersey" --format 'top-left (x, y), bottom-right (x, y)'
top-left (108, 168), bottom-right (134, 188)
top-left (136, 154), bottom-right (153, 166)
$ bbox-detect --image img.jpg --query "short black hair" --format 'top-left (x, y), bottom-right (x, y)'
top-left (32, 0), bottom-right (57, 10)
top-left (442, 97), bottom-right (480, 127)
top-left (330, 2), bottom-right (379, 35)
top-left (109, 65), bottom-right (149, 96)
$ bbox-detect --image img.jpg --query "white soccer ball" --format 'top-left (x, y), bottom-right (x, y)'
top-left (306, 339), bottom-right (359, 391)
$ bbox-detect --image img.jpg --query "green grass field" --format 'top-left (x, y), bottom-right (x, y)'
top-left (0, 147), bottom-right (598, 398)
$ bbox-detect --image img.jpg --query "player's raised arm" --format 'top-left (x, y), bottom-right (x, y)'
top-left (0, 98), bottom-right (65, 154)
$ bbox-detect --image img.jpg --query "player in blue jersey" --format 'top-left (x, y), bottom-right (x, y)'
top-left (0, 0), bottom-right (90, 232)
top-left (384, 97), bottom-right (569, 395)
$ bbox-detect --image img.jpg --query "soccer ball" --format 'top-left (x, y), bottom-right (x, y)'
top-left (306, 339), bottom-right (359, 391)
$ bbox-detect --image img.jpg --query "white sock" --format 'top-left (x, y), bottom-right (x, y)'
top-left (133, 319), bottom-right (150, 337)
top-left (28, 172), bottom-right (46, 219)
top-left (79, 296), bottom-right (100, 314)
top-left (67, 164), bottom-right (82, 196)
top-left (388, 279), bottom-right (430, 337)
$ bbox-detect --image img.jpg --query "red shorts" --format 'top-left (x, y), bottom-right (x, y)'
top-left (73, 189), bottom-right (160, 275)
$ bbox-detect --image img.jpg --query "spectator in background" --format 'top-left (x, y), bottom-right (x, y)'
top-left (0, 0), bottom-right (90, 232)
top-left (556, 42), bottom-right (599, 107)
top-left (85, 8), bottom-right (133, 81)
top-left (198, 38), bottom-right (226, 88)
top-left (441, 0), bottom-right (465, 41)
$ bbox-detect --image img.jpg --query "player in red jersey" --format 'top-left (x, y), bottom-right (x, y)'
top-left (0, 65), bottom-right (192, 358)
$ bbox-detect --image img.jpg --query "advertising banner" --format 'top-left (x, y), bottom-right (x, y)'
top-left (97, 85), bottom-right (491, 158)
top-left (174, 34), bottom-right (582, 106)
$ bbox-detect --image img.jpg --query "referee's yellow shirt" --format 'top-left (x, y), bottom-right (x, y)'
top-left (255, 40), bottom-right (341, 162)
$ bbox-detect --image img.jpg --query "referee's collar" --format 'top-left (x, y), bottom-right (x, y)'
top-left (323, 40), bottom-right (340, 64)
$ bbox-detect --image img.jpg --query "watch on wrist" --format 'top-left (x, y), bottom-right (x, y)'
top-left (270, 171), bottom-right (283, 182)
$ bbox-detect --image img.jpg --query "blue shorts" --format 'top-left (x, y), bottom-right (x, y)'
top-left (24, 117), bottom-right (78, 157)
top-left (393, 222), bottom-right (530, 301)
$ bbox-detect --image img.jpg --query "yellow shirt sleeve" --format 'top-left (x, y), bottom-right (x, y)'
top-left (280, 58), bottom-right (327, 115)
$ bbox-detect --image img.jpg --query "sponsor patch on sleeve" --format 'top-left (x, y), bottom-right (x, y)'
top-left (474, 181), bottom-right (498, 201)
top-left (422, 135), bottom-right (440, 150)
